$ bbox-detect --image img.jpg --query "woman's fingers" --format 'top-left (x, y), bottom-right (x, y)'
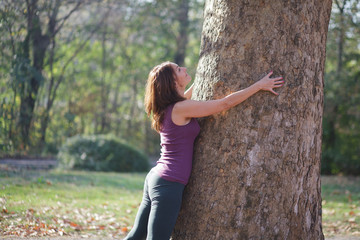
top-left (273, 77), bottom-right (283, 81)
top-left (267, 71), bottom-right (274, 77)
top-left (273, 78), bottom-right (284, 87)
top-left (270, 89), bottom-right (279, 95)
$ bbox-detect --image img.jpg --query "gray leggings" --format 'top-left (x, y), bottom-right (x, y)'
top-left (124, 168), bottom-right (185, 240)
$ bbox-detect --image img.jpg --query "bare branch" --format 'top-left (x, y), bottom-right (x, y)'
top-left (335, 0), bottom-right (348, 12)
top-left (46, 37), bottom-right (56, 111)
top-left (50, 7), bottom-right (111, 104)
top-left (47, 0), bottom-right (60, 34)
top-left (53, 1), bottom-right (83, 37)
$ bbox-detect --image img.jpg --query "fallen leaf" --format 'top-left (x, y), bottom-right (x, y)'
top-left (70, 222), bottom-right (78, 227)
top-left (2, 206), bottom-right (8, 214)
top-left (98, 225), bottom-right (106, 230)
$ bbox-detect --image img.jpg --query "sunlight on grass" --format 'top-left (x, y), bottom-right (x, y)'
top-left (1, 170), bottom-right (360, 238)
top-left (0, 169), bottom-right (146, 238)
top-left (321, 176), bottom-right (360, 237)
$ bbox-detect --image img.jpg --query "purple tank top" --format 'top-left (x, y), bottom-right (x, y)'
top-left (154, 103), bottom-right (200, 185)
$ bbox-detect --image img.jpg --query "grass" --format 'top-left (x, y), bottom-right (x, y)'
top-left (0, 169), bottom-right (146, 238)
top-left (0, 169), bottom-right (359, 238)
top-left (321, 176), bottom-right (360, 237)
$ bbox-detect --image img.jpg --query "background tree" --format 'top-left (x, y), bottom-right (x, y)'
top-left (0, 0), bottom-right (204, 156)
top-left (3, 0), bottom-right (358, 178)
top-left (38, 1), bottom-right (111, 149)
top-left (1, 0), bottom-right (84, 149)
top-left (173, 1), bottom-right (332, 239)
top-left (322, 0), bottom-right (360, 175)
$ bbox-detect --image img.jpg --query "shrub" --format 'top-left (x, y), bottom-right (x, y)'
top-left (58, 135), bottom-right (149, 172)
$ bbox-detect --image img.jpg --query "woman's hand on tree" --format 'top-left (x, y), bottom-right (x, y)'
top-left (257, 71), bottom-right (284, 95)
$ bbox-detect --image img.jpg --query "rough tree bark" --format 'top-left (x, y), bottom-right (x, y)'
top-left (173, 1), bottom-right (332, 240)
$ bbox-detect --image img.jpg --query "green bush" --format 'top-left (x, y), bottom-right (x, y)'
top-left (58, 135), bottom-right (149, 172)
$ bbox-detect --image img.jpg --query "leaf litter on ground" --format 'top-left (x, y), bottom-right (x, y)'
top-left (322, 176), bottom-right (360, 238)
top-left (0, 169), bottom-right (145, 239)
top-left (1, 199), bottom-right (131, 238)
top-left (1, 170), bottom-right (360, 238)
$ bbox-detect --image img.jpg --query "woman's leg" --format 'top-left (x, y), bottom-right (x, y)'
top-left (123, 172), bottom-right (152, 240)
top-left (146, 174), bottom-right (185, 240)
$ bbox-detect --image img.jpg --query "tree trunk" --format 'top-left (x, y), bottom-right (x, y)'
top-left (127, 77), bottom-right (138, 136)
top-left (324, 0), bottom-right (347, 155)
top-left (100, 29), bottom-right (109, 133)
top-left (174, 0), bottom-right (189, 66)
top-left (335, 0), bottom-right (347, 78)
top-left (18, 0), bottom-right (49, 147)
top-left (39, 1), bottom-right (61, 148)
top-left (173, 1), bottom-right (332, 239)
top-left (38, 1), bottom-right (105, 143)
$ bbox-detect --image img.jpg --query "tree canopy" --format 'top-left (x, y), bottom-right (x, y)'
top-left (0, 0), bottom-right (359, 175)
top-left (0, 0), bottom-right (204, 156)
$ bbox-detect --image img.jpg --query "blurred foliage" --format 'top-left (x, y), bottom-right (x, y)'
top-left (58, 135), bottom-right (149, 172)
top-left (0, 0), bottom-right (204, 158)
top-left (322, 0), bottom-right (360, 175)
top-left (0, 0), bottom-right (359, 175)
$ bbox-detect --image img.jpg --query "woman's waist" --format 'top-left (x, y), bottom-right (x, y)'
top-left (153, 163), bottom-right (191, 185)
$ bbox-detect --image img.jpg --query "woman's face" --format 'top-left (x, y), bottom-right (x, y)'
top-left (171, 63), bottom-right (191, 89)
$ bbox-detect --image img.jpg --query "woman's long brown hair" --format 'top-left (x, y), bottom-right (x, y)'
top-left (144, 62), bottom-right (186, 132)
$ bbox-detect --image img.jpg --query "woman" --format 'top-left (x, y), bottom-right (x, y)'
top-left (124, 61), bottom-right (284, 240)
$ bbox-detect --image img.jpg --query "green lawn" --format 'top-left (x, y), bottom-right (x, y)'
top-left (0, 169), bottom-right (359, 238)
top-left (0, 169), bottom-right (146, 238)
top-left (321, 176), bottom-right (360, 237)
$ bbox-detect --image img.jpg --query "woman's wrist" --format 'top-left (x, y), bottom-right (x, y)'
top-left (252, 81), bottom-right (262, 92)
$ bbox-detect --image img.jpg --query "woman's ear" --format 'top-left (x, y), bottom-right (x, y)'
top-left (173, 75), bottom-right (179, 88)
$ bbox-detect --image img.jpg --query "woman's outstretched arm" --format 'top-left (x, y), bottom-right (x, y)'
top-left (173, 72), bottom-right (284, 121)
